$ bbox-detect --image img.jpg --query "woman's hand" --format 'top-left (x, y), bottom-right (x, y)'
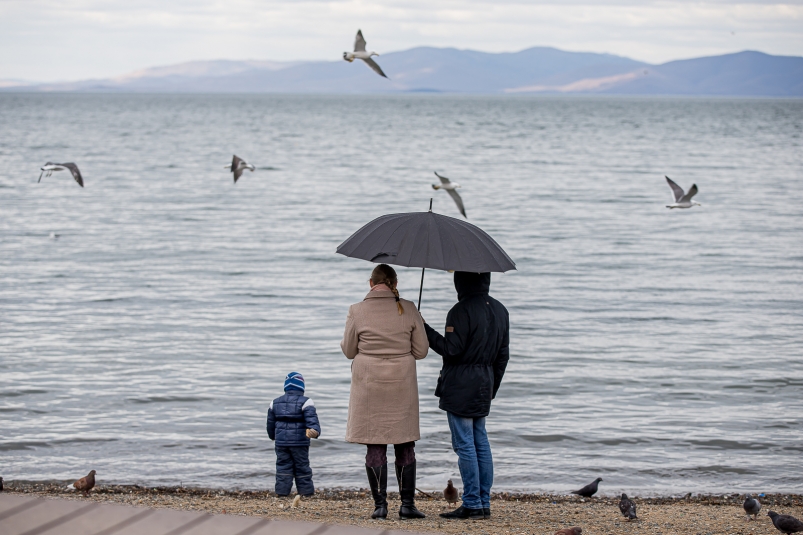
top-left (306, 429), bottom-right (319, 439)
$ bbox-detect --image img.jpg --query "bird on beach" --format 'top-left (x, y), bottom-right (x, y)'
top-left (743, 495), bottom-right (761, 520)
top-left (39, 162), bottom-right (84, 187)
top-left (443, 479), bottom-right (459, 507)
top-left (571, 478), bottom-right (602, 498)
top-left (619, 493), bottom-right (637, 520)
top-left (768, 511), bottom-right (803, 534)
top-left (665, 176), bottom-right (700, 209)
top-left (67, 470), bottom-right (96, 496)
top-left (555, 528), bottom-right (582, 535)
top-left (432, 172), bottom-right (467, 218)
top-left (225, 155), bottom-right (255, 184)
top-left (343, 30), bottom-right (388, 79)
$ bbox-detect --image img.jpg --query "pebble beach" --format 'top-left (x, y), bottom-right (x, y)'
top-left (4, 483), bottom-right (802, 535)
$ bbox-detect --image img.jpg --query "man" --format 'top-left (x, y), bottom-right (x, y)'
top-left (424, 271), bottom-right (509, 520)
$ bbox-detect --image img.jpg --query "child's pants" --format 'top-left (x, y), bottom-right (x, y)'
top-left (275, 445), bottom-right (314, 496)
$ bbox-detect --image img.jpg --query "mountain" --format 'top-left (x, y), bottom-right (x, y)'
top-left (7, 48), bottom-right (802, 96)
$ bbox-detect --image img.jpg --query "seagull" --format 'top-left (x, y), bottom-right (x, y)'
top-left (768, 511), bottom-right (803, 534)
top-left (571, 477), bottom-right (602, 498)
top-left (665, 176), bottom-right (700, 209)
top-left (225, 155), bottom-right (255, 184)
top-left (443, 479), bottom-right (459, 508)
top-left (343, 30), bottom-right (388, 79)
top-left (619, 493), bottom-right (637, 520)
top-left (432, 172), bottom-right (467, 218)
top-left (39, 162), bottom-right (84, 187)
top-left (744, 495), bottom-right (761, 521)
top-left (67, 470), bottom-right (96, 496)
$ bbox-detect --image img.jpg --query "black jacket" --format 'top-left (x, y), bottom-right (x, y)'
top-left (424, 272), bottom-right (510, 418)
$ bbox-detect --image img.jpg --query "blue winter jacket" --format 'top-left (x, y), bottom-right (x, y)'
top-left (267, 388), bottom-right (321, 447)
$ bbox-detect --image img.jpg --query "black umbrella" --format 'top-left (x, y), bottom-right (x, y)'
top-left (336, 201), bottom-right (515, 308)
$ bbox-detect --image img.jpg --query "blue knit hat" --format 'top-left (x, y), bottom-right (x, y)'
top-left (284, 372), bottom-right (305, 392)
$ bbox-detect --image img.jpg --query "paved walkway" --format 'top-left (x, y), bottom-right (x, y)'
top-left (0, 494), bottom-right (434, 535)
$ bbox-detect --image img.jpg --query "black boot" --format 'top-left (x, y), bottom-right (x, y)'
top-left (396, 461), bottom-right (426, 519)
top-left (365, 464), bottom-right (388, 519)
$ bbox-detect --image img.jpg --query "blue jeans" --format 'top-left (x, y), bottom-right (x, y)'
top-left (447, 412), bottom-right (493, 509)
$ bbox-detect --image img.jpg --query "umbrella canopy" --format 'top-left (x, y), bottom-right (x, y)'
top-left (336, 211), bottom-right (516, 273)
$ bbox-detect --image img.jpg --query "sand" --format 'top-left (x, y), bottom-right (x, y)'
top-left (4, 482), bottom-right (802, 535)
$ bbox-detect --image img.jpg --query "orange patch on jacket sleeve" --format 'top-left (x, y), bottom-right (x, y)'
top-left (445, 326), bottom-right (454, 333)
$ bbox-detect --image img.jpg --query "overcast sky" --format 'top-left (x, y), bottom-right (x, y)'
top-left (1, 0), bottom-right (801, 82)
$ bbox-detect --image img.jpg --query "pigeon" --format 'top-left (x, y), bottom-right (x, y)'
top-left (743, 494), bottom-right (761, 520)
top-left (619, 493), bottom-right (637, 520)
top-left (343, 30), bottom-right (388, 78)
top-left (39, 162), bottom-right (84, 187)
top-left (555, 528), bottom-right (582, 535)
top-left (665, 176), bottom-right (700, 209)
top-left (768, 511), bottom-right (803, 534)
top-left (432, 172), bottom-right (467, 218)
top-left (67, 470), bottom-right (96, 496)
top-left (225, 155), bottom-right (255, 184)
top-left (444, 479), bottom-right (459, 507)
top-left (571, 477), bottom-right (602, 498)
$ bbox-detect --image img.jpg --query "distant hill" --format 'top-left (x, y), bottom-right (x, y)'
top-left (7, 48), bottom-right (802, 96)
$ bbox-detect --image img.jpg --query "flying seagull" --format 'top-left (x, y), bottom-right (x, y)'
top-left (39, 162), bottom-right (84, 187)
top-left (432, 171), bottom-right (467, 218)
top-left (665, 176), bottom-right (700, 209)
top-left (225, 155), bottom-right (255, 184)
top-left (343, 30), bottom-right (388, 78)
top-left (571, 477), bottom-right (602, 498)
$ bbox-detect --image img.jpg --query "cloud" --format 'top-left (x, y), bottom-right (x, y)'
top-left (1, 0), bottom-right (801, 81)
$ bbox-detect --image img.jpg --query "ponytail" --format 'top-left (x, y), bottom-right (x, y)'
top-left (386, 278), bottom-right (404, 315)
top-left (371, 264), bottom-right (404, 315)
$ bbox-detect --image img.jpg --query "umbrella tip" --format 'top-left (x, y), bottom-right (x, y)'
top-left (428, 198), bottom-right (433, 212)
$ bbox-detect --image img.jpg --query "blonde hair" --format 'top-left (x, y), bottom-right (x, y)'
top-left (371, 264), bottom-right (404, 315)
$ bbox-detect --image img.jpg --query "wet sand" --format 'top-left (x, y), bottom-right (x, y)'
top-left (4, 483), bottom-right (802, 535)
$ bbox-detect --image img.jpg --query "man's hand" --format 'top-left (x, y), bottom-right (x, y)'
top-left (305, 429), bottom-right (319, 439)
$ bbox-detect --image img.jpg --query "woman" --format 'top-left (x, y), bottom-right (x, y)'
top-left (341, 264), bottom-right (428, 520)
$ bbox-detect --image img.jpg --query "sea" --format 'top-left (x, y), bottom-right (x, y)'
top-left (1, 93), bottom-right (801, 496)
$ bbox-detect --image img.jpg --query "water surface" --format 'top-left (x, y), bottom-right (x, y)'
top-left (1, 94), bottom-right (801, 494)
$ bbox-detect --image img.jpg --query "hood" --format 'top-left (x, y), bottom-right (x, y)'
top-left (454, 272), bottom-right (491, 300)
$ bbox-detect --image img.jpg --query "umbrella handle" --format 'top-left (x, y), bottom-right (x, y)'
top-left (418, 267), bottom-right (425, 310)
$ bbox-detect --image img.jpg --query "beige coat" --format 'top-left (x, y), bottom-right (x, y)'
top-left (341, 290), bottom-right (428, 445)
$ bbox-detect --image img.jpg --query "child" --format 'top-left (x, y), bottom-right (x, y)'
top-left (267, 371), bottom-right (321, 496)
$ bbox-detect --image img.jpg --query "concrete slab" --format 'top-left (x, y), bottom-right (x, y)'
top-left (0, 495), bottom-right (40, 518)
top-left (1, 498), bottom-right (96, 535)
top-left (41, 501), bottom-right (152, 535)
top-left (0, 495), bottom-right (441, 535)
top-left (110, 508), bottom-right (209, 535)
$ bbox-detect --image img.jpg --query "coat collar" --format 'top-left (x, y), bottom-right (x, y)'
top-left (364, 289), bottom-right (396, 300)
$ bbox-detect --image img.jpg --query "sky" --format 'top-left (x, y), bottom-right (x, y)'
top-left (1, 0), bottom-right (802, 82)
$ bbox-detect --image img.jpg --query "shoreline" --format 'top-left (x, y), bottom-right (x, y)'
top-left (4, 482), bottom-right (802, 535)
